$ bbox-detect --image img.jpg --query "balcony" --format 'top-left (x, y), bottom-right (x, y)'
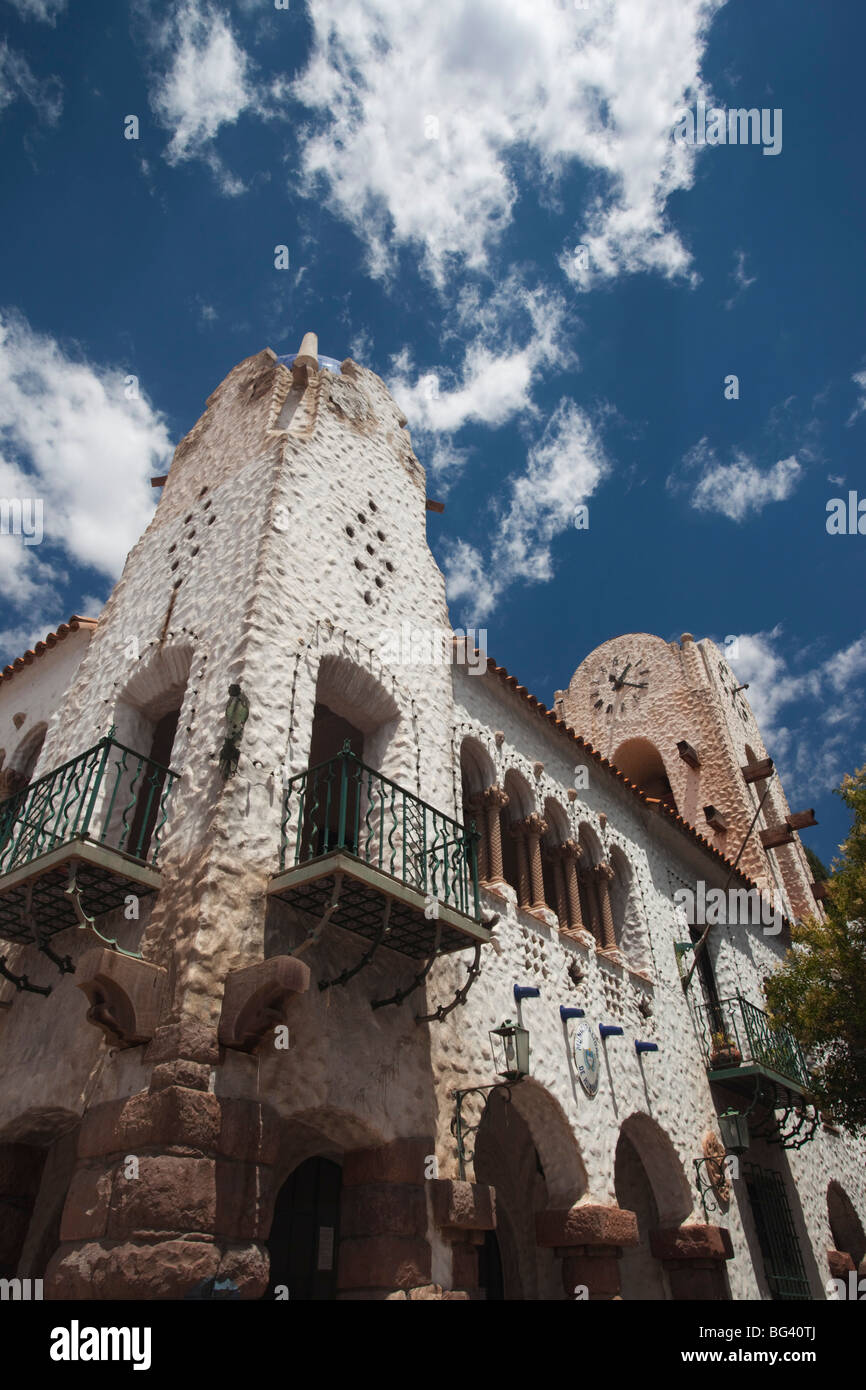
top-left (268, 745), bottom-right (488, 960)
top-left (0, 736), bottom-right (179, 949)
top-left (695, 993), bottom-right (811, 1094)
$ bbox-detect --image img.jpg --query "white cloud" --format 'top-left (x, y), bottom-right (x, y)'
top-left (724, 248), bottom-right (756, 309)
top-left (0, 40), bottom-right (62, 122)
top-left (724, 627), bottom-right (866, 799)
top-left (147, 1), bottom-right (263, 192)
top-left (848, 368), bottom-right (866, 424)
top-left (5, 0), bottom-right (66, 21)
top-left (0, 311), bottom-right (172, 640)
top-left (292, 0), bottom-right (725, 288)
top-left (388, 276), bottom-right (575, 488)
top-left (670, 439), bottom-right (802, 521)
top-left (443, 398), bottom-right (609, 622)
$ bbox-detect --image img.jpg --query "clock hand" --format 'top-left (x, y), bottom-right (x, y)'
top-left (621, 681), bottom-right (648, 689)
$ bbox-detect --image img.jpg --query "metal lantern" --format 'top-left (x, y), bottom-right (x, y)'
top-left (719, 1109), bottom-right (750, 1156)
top-left (219, 684), bottom-right (250, 780)
top-left (489, 1018), bottom-right (530, 1081)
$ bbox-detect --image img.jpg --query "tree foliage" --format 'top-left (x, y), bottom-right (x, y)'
top-left (765, 766), bottom-right (866, 1133)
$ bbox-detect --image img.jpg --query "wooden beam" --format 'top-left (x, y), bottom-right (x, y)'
top-left (811, 881), bottom-right (828, 902)
top-left (742, 757), bottom-right (774, 784)
top-left (676, 740), bottom-right (701, 769)
top-left (760, 825), bottom-right (795, 850)
top-left (703, 805), bottom-right (728, 832)
top-left (151, 476), bottom-right (168, 488)
top-left (425, 498), bottom-right (445, 513)
top-left (786, 809), bottom-right (818, 830)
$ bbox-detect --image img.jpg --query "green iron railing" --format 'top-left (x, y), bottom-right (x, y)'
top-left (696, 992), bottom-right (811, 1090)
top-left (0, 735), bottom-right (179, 876)
top-left (279, 744), bottom-right (481, 921)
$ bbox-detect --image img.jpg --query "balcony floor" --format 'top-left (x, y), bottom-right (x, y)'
top-left (0, 838), bottom-right (161, 946)
top-left (707, 1061), bottom-right (810, 1100)
top-left (268, 850), bottom-right (489, 960)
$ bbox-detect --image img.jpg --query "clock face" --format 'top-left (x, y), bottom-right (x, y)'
top-left (589, 650), bottom-right (651, 718)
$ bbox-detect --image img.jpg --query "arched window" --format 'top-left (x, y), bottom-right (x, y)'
top-left (541, 798), bottom-right (570, 927)
top-left (501, 770), bottom-right (534, 906)
top-left (612, 738), bottom-right (677, 813)
top-left (828, 1181), bottom-right (866, 1270)
top-left (460, 737), bottom-right (496, 883)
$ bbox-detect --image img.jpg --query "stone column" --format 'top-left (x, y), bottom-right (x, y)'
top-left (595, 862), bottom-right (617, 952)
top-left (464, 795), bottom-right (488, 882)
top-left (558, 840), bottom-right (584, 933)
top-left (580, 868), bottom-right (602, 944)
top-left (337, 1137), bottom-right (433, 1299)
top-left (46, 1020), bottom-right (281, 1300)
top-left (536, 1204), bottom-right (639, 1301)
top-left (524, 814), bottom-right (548, 912)
top-left (430, 1178), bottom-right (496, 1300)
top-left (650, 1224), bottom-right (734, 1300)
top-left (482, 786), bottom-right (509, 885)
top-left (508, 823), bottom-right (532, 908)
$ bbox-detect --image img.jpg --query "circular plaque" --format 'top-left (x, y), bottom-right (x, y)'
top-left (572, 1022), bottom-right (600, 1098)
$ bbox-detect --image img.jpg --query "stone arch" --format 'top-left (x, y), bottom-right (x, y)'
top-left (460, 736), bottom-right (497, 882)
top-left (609, 843), bottom-right (647, 968)
top-left (507, 1079), bottom-right (588, 1207)
top-left (459, 735), bottom-right (495, 799)
top-left (312, 652), bottom-right (401, 778)
top-left (612, 737), bottom-right (677, 812)
top-left (577, 820), bottom-right (603, 865)
top-left (617, 1113), bottom-right (693, 1226)
top-left (828, 1180), bottom-right (866, 1268)
top-left (270, 1106), bottom-right (386, 1193)
top-left (501, 769), bottom-right (535, 901)
top-left (10, 721), bottom-right (48, 784)
top-left (541, 798), bottom-right (570, 924)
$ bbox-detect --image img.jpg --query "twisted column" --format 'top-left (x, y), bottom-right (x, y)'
top-left (595, 862), bottom-right (617, 952)
top-left (557, 840), bottom-right (584, 932)
top-left (482, 786), bottom-right (509, 884)
top-left (523, 814), bottom-right (548, 911)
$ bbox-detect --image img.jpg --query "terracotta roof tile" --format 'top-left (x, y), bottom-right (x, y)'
top-left (0, 615), bottom-right (98, 685)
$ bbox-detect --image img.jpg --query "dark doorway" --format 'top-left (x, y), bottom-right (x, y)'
top-left (127, 707), bottom-right (180, 861)
top-left (266, 1156), bottom-right (342, 1300)
top-left (302, 705), bottom-right (365, 858)
top-left (478, 1229), bottom-right (505, 1300)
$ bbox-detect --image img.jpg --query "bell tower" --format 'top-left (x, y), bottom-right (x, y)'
top-left (558, 631), bottom-right (820, 922)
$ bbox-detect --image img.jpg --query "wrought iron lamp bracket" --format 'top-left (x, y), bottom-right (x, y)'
top-left (415, 941), bottom-right (483, 1025)
top-left (452, 1081), bottom-right (513, 1180)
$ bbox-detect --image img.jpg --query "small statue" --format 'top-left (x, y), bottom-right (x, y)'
top-left (219, 684), bottom-right (249, 779)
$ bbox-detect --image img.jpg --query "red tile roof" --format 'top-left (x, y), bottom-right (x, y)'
top-left (0, 616), bottom-right (98, 685)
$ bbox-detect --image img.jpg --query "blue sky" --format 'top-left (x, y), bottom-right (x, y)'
top-left (0, 0), bottom-right (864, 868)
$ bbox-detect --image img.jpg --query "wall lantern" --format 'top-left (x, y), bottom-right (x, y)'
top-left (219, 684), bottom-right (249, 780)
top-left (490, 1018), bottom-right (530, 1081)
top-left (718, 1109), bottom-right (750, 1156)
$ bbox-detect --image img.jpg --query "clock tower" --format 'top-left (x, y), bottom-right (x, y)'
top-left (556, 632), bottom-right (819, 923)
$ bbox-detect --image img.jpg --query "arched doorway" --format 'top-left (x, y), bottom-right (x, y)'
top-left (614, 1113), bottom-right (695, 1300)
top-left (612, 738), bottom-right (677, 813)
top-left (266, 1156), bottom-right (343, 1300)
top-left (828, 1181), bottom-right (866, 1271)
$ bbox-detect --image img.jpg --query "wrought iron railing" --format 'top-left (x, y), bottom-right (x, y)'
top-left (695, 992), bottom-right (811, 1090)
top-left (279, 744), bottom-right (480, 921)
top-left (0, 735), bottom-right (179, 876)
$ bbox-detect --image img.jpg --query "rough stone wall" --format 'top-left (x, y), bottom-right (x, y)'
top-left (0, 629), bottom-right (93, 783)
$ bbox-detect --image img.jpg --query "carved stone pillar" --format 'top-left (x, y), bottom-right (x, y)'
top-left (464, 795), bottom-right (488, 882)
top-left (523, 814), bottom-right (548, 912)
top-left (482, 786), bottom-right (509, 885)
top-left (508, 822), bottom-right (532, 908)
top-left (595, 862), bottom-right (617, 952)
top-left (650, 1224), bottom-right (734, 1300)
top-left (558, 840), bottom-right (584, 933)
top-left (580, 868), bottom-right (602, 944)
top-left (536, 1204), bottom-right (639, 1301)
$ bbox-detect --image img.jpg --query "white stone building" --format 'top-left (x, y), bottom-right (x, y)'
top-left (0, 338), bottom-right (863, 1301)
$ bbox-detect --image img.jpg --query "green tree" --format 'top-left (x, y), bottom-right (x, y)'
top-left (765, 765), bottom-right (866, 1132)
